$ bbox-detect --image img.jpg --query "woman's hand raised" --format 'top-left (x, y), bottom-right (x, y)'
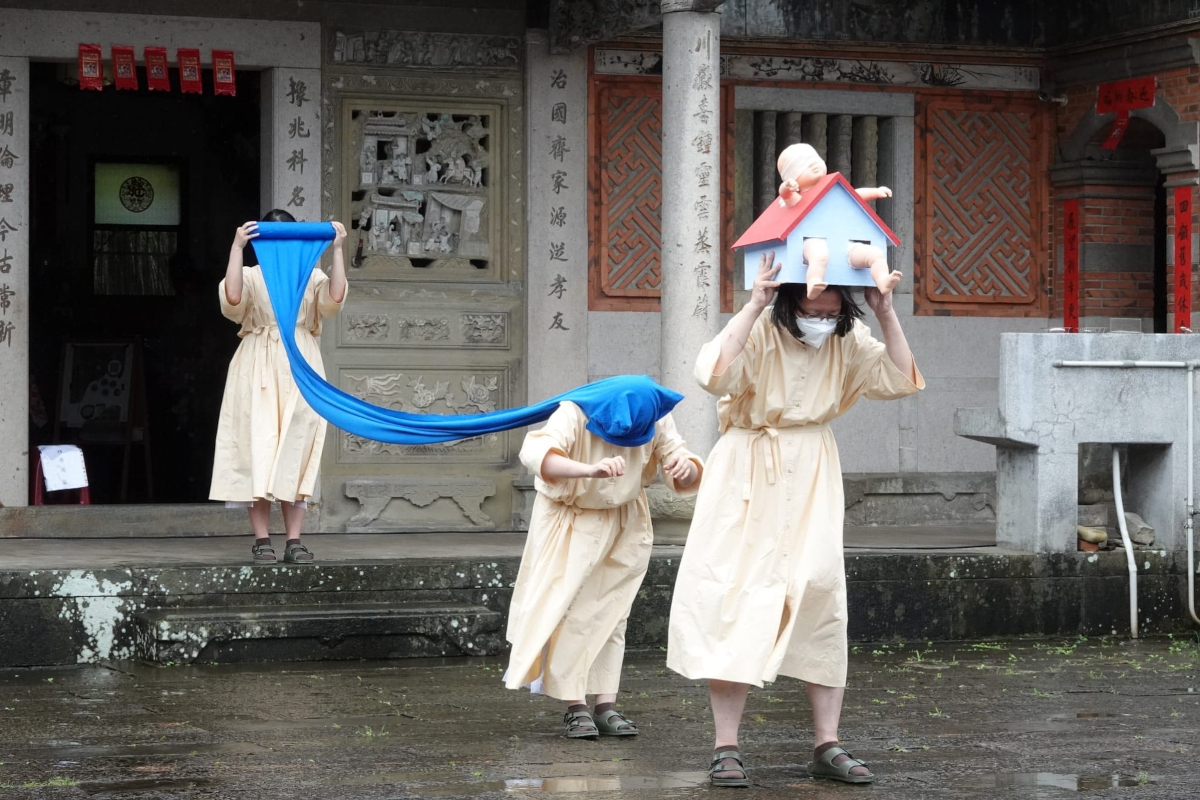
top-left (748, 250), bottom-right (782, 313)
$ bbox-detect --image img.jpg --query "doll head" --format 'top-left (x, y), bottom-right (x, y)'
top-left (777, 143), bottom-right (827, 192)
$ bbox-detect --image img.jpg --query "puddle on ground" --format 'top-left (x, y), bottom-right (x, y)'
top-left (1048, 712), bottom-right (1126, 720)
top-left (962, 773), bottom-right (1155, 791)
top-left (13, 741), bottom-right (266, 760)
top-left (80, 778), bottom-right (212, 795)
top-left (346, 773), bottom-right (708, 794)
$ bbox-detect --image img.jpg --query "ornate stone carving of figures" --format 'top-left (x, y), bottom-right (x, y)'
top-left (776, 142), bottom-right (901, 299)
top-left (425, 155), bottom-right (442, 184)
top-left (358, 206), bottom-right (373, 242)
top-left (422, 114), bottom-right (444, 140)
top-left (463, 115), bottom-right (486, 141)
top-left (443, 156), bottom-right (468, 184)
top-left (469, 161), bottom-right (485, 188)
top-left (369, 214), bottom-right (386, 253)
top-left (438, 225), bottom-right (454, 253)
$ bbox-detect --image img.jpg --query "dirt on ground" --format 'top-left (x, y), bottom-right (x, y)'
top-left (0, 636), bottom-right (1197, 799)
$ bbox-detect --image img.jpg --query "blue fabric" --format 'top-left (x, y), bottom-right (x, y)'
top-left (252, 222), bottom-right (684, 446)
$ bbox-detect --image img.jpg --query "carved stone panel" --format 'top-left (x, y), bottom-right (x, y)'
top-left (332, 31), bottom-right (520, 72)
top-left (344, 477), bottom-right (498, 532)
top-left (343, 99), bottom-right (500, 281)
top-left (339, 305), bottom-right (510, 350)
top-left (336, 366), bottom-right (510, 464)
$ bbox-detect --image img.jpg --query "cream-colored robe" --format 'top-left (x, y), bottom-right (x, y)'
top-left (209, 265), bottom-right (345, 504)
top-left (667, 315), bottom-right (923, 688)
top-left (505, 402), bottom-right (704, 701)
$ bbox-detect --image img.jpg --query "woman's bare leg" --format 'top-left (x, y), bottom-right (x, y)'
top-left (710, 679), bottom-right (752, 777)
top-left (807, 682), bottom-right (869, 776)
top-left (248, 499), bottom-right (270, 538)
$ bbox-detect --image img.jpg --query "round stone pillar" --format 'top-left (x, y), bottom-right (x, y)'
top-left (660, 6), bottom-right (722, 457)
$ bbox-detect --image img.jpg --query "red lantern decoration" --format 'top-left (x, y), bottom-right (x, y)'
top-left (144, 47), bottom-right (170, 92)
top-left (78, 44), bottom-right (103, 91)
top-left (111, 45), bottom-right (138, 91)
top-left (212, 50), bottom-right (236, 96)
top-left (178, 48), bottom-right (203, 94)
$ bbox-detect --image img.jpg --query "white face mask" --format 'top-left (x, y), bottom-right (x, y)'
top-left (796, 317), bottom-right (837, 348)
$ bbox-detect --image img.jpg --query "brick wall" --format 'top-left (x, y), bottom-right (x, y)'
top-left (1051, 54), bottom-right (1200, 326)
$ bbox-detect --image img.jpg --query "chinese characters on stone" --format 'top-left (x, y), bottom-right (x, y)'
top-left (547, 66), bottom-right (572, 331)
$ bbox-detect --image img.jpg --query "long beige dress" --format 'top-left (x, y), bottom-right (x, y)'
top-left (667, 314), bottom-right (923, 688)
top-left (209, 265), bottom-right (345, 504)
top-left (505, 402), bottom-right (704, 701)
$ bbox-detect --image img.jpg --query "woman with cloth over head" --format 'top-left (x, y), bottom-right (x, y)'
top-left (667, 251), bottom-right (923, 786)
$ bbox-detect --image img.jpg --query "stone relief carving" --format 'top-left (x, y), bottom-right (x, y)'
top-left (593, 48), bottom-right (1039, 91)
top-left (348, 106), bottom-right (492, 272)
top-left (346, 371), bottom-right (500, 413)
top-left (322, 72), bottom-right (523, 285)
top-left (462, 313), bottom-right (507, 345)
top-left (396, 316), bottom-right (450, 341)
top-left (345, 313), bottom-right (390, 340)
top-left (333, 31), bottom-right (520, 70)
top-left (344, 432), bottom-right (496, 458)
top-left (550, 0), bottom-right (661, 53)
top-left (344, 478), bottom-right (497, 531)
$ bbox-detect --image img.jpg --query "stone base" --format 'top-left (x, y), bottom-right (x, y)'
top-left (0, 543), bottom-right (1189, 667)
top-left (136, 601), bottom-right (503, 665)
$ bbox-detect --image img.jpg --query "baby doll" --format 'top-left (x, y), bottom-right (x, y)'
top-left (776, 143), bottom-right (901, 299)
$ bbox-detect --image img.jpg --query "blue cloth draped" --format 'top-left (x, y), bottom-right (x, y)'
top-left (251, 222), bottom-right (683, 446)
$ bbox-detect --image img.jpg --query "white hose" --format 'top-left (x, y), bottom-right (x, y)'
top-left (1112, 447), bottom-right (1139, 639)
top-left (1188, 365), bottom-right (1199, 626)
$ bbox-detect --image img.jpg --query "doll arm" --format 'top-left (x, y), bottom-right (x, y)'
top-left (855, 186), bottom-right (893, 201)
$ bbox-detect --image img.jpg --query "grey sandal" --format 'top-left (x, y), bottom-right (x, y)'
top-left (251, 542), bottom-right (277, 564)
top-left (283, 542), bottom-right (315, 564)
top-left (594, 708), bottom-right (638, 737)
top-left (564, 709), bottom-right (599, 740)
top-left (709, 749), bottom-right (751, 788)
top-left (807, 744), bottom-right (875, 784)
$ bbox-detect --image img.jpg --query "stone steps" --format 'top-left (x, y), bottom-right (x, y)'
top-left (134, 601), bottom-right (506, 665)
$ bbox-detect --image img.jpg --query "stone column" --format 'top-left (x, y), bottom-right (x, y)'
top-left (754, 111), bottom-right (777, 214)
top-left (661, 3), bottom-right (722, 456)
top-left (0, 58), bottom-right (28, 507)
top-left (828, 114), bottom-right (853, 180)
top-left (802, 113), bottom-right (828, 162)
top-left (852, 115), bottom-right (878, 190)
top-left (261, 68), bottom-right (322, 218)
top-left (525, 31), bottom-right (588, 401)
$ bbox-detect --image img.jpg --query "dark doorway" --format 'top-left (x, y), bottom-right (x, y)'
top-left (1153, 176), bottom-right (1168, 333)
top-left (28, 62), bottom-right (260, 503)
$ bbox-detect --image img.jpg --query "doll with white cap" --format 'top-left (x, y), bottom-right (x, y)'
top-left (776, 143), bottom-right (902, 299)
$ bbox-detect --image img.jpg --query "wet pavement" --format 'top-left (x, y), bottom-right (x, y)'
top-left (0, 637), bottom-right (1196, 799)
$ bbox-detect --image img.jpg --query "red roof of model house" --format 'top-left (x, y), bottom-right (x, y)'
top-left (731, 172), bottom-right (902, 249)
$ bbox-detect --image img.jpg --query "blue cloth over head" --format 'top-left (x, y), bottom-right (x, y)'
top-left (251, 222), bottom-right (684, 446)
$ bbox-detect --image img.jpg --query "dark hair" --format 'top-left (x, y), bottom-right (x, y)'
top-left (769, 284), bottom-right (864, 342)
top-left (261, 208), bottom-right (296, 222)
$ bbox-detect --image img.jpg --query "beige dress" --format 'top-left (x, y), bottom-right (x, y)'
top-left (505, 402), bottom-right (704, 701)
top-left (209, 265), bottom-right (345, 504)
top-left (667, 314), bottom-right (923, 688)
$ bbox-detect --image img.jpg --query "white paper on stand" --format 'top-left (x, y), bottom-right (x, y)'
top-left (37, 445), bottom-right (89, 491)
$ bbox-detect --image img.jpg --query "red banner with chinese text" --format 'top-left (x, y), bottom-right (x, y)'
top-left (144, 47), bottom-right (170, 92)
top-left (1175, 186), bottom-right (1193, 332)
top-left (178, 48), bottom-right (202, 94)
top-left (212, 50), bottom-right (236, 96)
top-left (78, 44), bottom-right (103, 91)
top-left (1097, 76), bottom-right (1156, 151)
top-left (1063, 199), bottom-right (1081, 331)
top-left (111, 45), bottom-right (138, 91)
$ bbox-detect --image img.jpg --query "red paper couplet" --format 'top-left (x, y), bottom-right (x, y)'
top-left (144, 47), bottom-right (170, 92)
top-left (1175, 186), bottom-right (1193, 332)
top-left (1097, 76), bottom-right (1156, 151)
top-left (1063, 199), bottom-right (1081, 332)
top-left (78, 44), bottom-right (103, 91)
top-left (111, 45), bottom-right (138, 91)
top-left (212, 50), bottom-right (236, 96)
top-left (178, 48), bottom-right (203, 94)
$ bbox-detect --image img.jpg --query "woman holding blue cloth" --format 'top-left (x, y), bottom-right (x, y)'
top-left (209, 209), bottom-right (348, 565)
